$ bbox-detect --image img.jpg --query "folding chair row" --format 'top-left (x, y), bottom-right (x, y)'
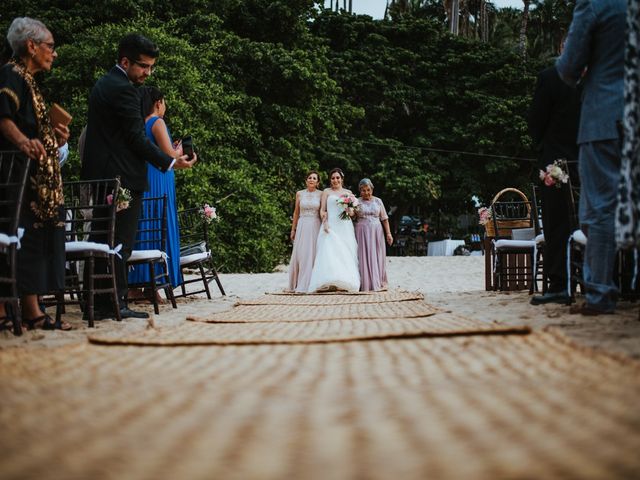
top-left (2, 168), bottom-right (227, 329)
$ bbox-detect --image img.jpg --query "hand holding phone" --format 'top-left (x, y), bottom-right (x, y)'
top-left (182, 135), bottom-right (194, 160)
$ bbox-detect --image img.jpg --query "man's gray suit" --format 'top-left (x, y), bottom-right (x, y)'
top-left (556, 0), bottom-right (626, 312)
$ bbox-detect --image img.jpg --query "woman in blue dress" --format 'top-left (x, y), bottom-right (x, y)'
top-left (128, 86), bottom-right (186, 302)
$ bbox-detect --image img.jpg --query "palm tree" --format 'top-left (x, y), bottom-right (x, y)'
top-left (528, 0), bottom-right (576, 57)
top-left (445, 0), bottom-right (461, 34)
top-left (519, 0), bottom-right (530, 57)
top-left (490, 7), bottom-right (521, 50)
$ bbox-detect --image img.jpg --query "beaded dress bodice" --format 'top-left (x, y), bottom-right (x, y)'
top-left (357, 198), bottom-right (386, 224)
top-left (299, 190), bottom-right (322, 217)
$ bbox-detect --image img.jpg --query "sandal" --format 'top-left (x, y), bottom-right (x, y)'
top-left (0, 316), bottom-right (15, 332)
top-left (22, 314), bottom-right (72, 331)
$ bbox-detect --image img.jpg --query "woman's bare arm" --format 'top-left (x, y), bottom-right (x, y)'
top-left (382, 219), bottom-right (393, 245)
top-left (151, 118), bottom-right (179, 156)
top-left (0, 118), bottom-right (46, 159)
top-left (290, 191), bottom-right (301, 241)
top-left (151, 118), bottom-right (196, 169)
top-left (320, 190), bottom-right (329, 232)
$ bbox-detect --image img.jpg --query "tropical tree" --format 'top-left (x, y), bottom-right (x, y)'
top-left (519, 0), bottom-right (531, 57)
top-left (527, 0), bottom-right (576, 59)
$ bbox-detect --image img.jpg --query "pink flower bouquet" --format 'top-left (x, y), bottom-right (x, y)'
top-left (477, 206), bottom-right (492, 226)
top-left (539, 159), bottom-right (569, 188)
top-left (200, 203), bottom-right (218, 224)
top-left (336, 193), bottom-right (360, 220)
top-left (106, 187), bottom-right (132, 212)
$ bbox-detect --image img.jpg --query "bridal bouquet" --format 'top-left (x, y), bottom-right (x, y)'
top-left (106, 187), bottom-right (132, 212)
top-left (539, 159), bottom-right (569, 188)
top-left (336, 193), bottom-right (359, 220)
top-left (200, 203), bottom-right (218, 224)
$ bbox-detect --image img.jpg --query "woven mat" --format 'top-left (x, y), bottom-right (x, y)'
top-left (88, 313), bottom-right (530, 346)
top-left (238, 290), bottom-right (424, 305)
top-left (188, 300), bottom-right (440, 323)
top-left (1, 331), bottom-right (639, 480)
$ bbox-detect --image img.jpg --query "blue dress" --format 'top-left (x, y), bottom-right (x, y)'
top-left (128, 116), bottom-right (182, 287)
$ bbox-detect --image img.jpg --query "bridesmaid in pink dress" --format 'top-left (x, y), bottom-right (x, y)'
top-left (288, 171), bottom-right (322, 292)
top-left (355, 178), bottom-right (394, 291)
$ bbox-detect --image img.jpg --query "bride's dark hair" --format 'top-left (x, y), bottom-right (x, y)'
top-left (329, 167), bottom-right (344, 179)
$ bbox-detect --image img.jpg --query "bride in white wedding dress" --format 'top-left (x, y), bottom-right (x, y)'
top-left (307, 168), bottom-right (360, 292)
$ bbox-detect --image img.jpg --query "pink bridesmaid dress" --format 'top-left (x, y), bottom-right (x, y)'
top-left (355, 196), bottom-right (389, 291)
top-left (288, 190), bottom-right (322, 292)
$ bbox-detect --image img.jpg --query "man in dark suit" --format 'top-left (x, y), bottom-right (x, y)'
top-left (528, 47), bottom-right (580, 305)
top-left (82, 34), bottom-right (194, 319)
top-left (556, 0), bottom-right (625, 315)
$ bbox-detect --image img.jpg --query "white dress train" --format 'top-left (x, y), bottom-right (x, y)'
top-left (307, 194), bottom-right (360, 292)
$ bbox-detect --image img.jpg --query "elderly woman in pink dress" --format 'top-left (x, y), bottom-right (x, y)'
top-left (288, 171), bottom-right (322, 292)
top-left (355, 178), bottom-right (393, 291)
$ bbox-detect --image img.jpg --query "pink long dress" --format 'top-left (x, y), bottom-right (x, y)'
top-left (288, 189), bottom-right (322, 292)
top-left (355, 196), bottom-right (388, 291)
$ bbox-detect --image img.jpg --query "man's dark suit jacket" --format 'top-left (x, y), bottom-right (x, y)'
top-left (528, 66), bottom-right (580, 168)
top-left (81, 66), bottom-right (172, 191)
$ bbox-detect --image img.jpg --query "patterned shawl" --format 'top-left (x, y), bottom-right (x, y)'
top-left (9, 58), bottom-right (64, 224)
top-left (616, 1), bottom-right (640, 249)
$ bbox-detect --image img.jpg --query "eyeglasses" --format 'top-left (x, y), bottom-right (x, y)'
top-left (38, 41), bottom-right (55, 52)
top-left (131, 59), bottom-right (156, 73)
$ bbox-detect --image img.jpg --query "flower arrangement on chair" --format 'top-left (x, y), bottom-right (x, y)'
top-left (539, 159), bottom-right (569, 188)
top-left (478, 206), bottom-right (495, 237)
top-left (477, 206), bottom-right (492, 226)
top-left (200, 203), bottom-right (218, 224)
top-left (107, 187), bottom-right (132, 212)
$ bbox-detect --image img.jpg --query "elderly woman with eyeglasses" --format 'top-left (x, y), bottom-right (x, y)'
top-left (355, 178), bottom-right (393, 291)
top-left (0, 17), bottom-right (71, 331)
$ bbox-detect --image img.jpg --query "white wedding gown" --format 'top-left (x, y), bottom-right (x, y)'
top-left (307, 194), bottom-right (360, 292)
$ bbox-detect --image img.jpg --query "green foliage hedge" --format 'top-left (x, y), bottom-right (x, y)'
top-left (1, 1), bottom-right (544, 270)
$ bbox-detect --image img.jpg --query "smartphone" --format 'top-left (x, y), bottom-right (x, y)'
top-left (182, 135), bottom-right (194, 160)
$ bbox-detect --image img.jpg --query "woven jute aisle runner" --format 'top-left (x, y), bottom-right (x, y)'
top-left (1, 291), bottom-right (639, 479)
top-left (1, 331), bottom-right (639, 479)
top-left (239, 290), bottom-right (424, 305)
top-left (187, 300), bottom-right (441, 323)
top-left (88, 290), bottom-right (529, 345)
top-left (88, 314), bottom-right (531, 346)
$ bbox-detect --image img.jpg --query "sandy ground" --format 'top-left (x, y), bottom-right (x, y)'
top-left (1, 256), bottom-right (639, 359)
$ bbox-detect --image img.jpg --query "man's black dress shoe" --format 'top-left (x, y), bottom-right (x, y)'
top-left (119, 307), bottom-right (150, 319)
top-left (83, 306), bottom-right (149, 321)
top-left (530, 292), bottom-right (570, 305)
